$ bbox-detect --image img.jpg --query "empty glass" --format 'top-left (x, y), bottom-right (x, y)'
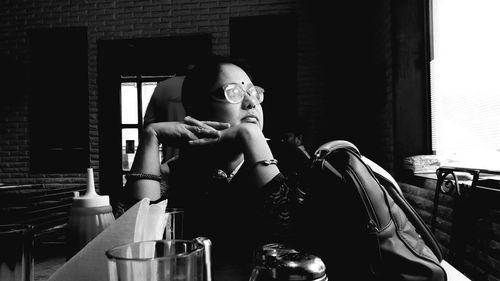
top-left (0, 224), bottom-right (34, 281)
top-left (106, 239), bottom-right (206, 281)
top-left (164, 208), bottom-right (184, 240)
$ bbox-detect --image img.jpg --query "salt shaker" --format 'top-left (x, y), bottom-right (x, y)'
top-left (249, 243), bottom-right (328, 281)
top-left (65, 168), bottom-right (115, 260)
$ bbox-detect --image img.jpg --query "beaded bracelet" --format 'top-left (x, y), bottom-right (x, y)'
top-left (125, 173), bottom-right (162, 182)
top-left (252, 159), bottom-right (278, 169)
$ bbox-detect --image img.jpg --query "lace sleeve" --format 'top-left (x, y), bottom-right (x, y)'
top-left (259, 173), bottom-right (304, 245)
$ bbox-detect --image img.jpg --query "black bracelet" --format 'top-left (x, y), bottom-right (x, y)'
top-left (125, 173), bottom-right (162, 182)
top-left (252, 159), bottom-right (278, 169)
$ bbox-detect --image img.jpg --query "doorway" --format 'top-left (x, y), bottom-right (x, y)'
top-left (97, 35), bottom-right (212, 206)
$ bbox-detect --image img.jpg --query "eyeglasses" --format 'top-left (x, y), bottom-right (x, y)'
top-left (211, 84), bottom-right (265, 104)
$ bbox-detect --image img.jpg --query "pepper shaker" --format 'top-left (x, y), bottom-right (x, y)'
top-left (249, 243), bottom-right (327, 281)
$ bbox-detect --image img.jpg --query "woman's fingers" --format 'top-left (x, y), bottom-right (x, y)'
top-left (187, 125), bottom-right (220, 139)
top-left (188, 137), bottom-right (220, 145)
top-left (150, 121), bottom-right (222, 147)
top-left (184, 116), bottom-right (230, 130)
top-left (184, 116), bottom-right (209, 128)
top-left (184, 116), bottom-right (228, 146)
top-left (201, 120), bottom-right (231, 130)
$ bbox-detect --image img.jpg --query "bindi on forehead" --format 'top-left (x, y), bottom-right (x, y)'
top-left (241, 81), bottom-right (245, 85)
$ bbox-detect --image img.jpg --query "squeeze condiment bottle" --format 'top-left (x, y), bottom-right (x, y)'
top-left (65, 168), bottom-right (115, 260)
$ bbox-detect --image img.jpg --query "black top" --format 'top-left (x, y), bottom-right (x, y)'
top-left (166, 140), bottom-right (310, 265)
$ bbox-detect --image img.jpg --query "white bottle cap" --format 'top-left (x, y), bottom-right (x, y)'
top-left (72, 168), bottom-right (110, 208)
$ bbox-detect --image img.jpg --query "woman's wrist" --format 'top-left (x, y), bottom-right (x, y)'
top-left (236, 123), bottom-right (262, 140)
top-left (237, 125), bottom-right (271, 162)
top-left (141, 124), bottom-right (161, 147)
top-left (130, 126), bottom-right (161, 172)
top-left (251, 159), bottom-right (278, 169)
top-left (235, 124), bottom-right (280, 186)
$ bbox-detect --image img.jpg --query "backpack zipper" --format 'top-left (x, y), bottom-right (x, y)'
top-left (367, 219), bottom-right (379, 232)
top-left (346, 165), bottom-right (381, 232)
top-left (320, 153), bottom-right (381, 232)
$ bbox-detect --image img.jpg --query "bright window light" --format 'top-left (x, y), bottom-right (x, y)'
top-left (431, 0), bottom-right (500, 171)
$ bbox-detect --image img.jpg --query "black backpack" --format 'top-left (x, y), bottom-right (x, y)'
top-left (293, 140), bottom-right (447, 281)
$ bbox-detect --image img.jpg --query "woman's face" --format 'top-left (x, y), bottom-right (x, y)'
top-left (206, 63), bottom-right (264, 130)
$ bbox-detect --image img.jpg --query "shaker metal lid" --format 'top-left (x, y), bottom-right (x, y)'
top-left (274, 252), bottom-right (327, 281)
top-left (254, 243), bottom-right (299, 267)
top-left (254, 244), bottom-right (327, 280)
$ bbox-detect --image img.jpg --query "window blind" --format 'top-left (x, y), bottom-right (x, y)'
top-left (430, 0), bottom-right (500, 171)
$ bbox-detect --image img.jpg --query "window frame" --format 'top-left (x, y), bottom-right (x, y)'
top-left (119, 75), bottom-right (172, 177)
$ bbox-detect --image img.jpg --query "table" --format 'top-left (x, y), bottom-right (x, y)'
top-left (33, 241), bottom-right (470, 281)
top-left (33, 241), bottom-right (252, 281)
top-left (34, 242), bottom-right (65, 281)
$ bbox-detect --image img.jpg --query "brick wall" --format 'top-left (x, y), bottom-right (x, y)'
top-left (0, 1), bottom-right (395, 187)
top-left (0, 0), bottom-right (294, 189)
top-left (400, 177), bottom-right (500, 281)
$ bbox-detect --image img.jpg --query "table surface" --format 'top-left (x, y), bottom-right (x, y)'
top-left (34, 242), bottom-right (66, 281)
top-left (34, 242), bottom-right (471, 281)
top-left (33, 241), bottom-right (252, 281)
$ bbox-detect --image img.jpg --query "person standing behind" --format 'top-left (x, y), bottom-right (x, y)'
top-left (143, 75), bottom-right (186, 163)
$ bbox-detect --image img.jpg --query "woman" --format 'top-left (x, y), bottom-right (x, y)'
top-left (124, 55), bottom-right (307, 274)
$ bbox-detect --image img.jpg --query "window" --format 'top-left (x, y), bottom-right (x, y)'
top-left (430, 0), bottom-right (500, 171)
top-left (120, 75), bottom-right (172, 177)
top-left (29, 27), bottom-right (88, 173)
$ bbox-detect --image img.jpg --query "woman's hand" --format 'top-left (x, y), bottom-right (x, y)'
top-left (146, 116), bottom-right (231, 147)
top-left (185, 116), bottom-right (264, 148)
top-left (127, 116), bottom-right (232, 201)
top-left (184, 117), bottom-right (277, 187)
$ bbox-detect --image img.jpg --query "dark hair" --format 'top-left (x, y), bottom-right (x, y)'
top-left (181, 55), bottom-right (251, 118)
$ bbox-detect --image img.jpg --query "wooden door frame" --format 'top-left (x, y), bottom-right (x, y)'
top-left (97, 34), bottom-right (212, 207)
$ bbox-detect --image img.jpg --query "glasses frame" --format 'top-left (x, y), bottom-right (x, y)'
top-left (212, 83), bottom-right (264, 104)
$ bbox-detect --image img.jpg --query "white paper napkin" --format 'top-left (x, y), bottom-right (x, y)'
top-left (47, 198), bottom-right (167, 281)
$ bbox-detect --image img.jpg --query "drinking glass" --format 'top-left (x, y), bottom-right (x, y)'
top-left (164, 208), bottom-right (184, 240)
top-left (0, 224), bottom-right (34, 281)
top-left (106, 239), bottom-right (205, 281)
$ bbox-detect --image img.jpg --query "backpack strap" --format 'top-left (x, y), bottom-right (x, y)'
top-left (314, 140), bottom-right (403, 196)
top-left (314, 139), bottom-right (444, 263)
top-left (362, 156), bottom-right (403, 197)
top-left (314, 140), bottom-right (360, 158)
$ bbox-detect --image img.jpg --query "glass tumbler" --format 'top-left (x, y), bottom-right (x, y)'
top-left (0, 224), bottom-right (34, 281)
top-left (106, 239), bottom-right (206, 281)
top-left (164, 208), bottom-right (184, 240)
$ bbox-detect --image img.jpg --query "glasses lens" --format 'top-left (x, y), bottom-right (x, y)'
top-left (221, 84), bottom-right (265, 103)
top-left (224, 84), bottom-right (244, 103)
top-left (253, 86), bottom-right (264, 103)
